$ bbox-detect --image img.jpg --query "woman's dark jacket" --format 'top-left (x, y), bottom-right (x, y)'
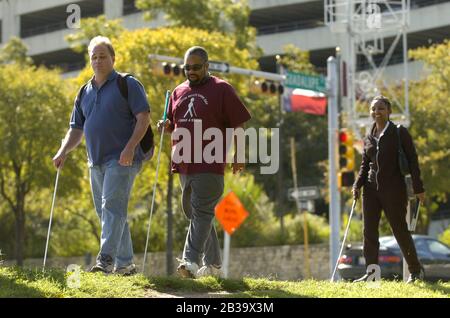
top-left (353, 121), bottom-right (424, 201)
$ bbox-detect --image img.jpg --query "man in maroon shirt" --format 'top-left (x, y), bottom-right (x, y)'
top-left (158, 46), bottom-right (251, 278)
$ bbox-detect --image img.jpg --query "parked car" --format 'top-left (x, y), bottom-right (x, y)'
top-left (338, 235), bottom-right (450, 281)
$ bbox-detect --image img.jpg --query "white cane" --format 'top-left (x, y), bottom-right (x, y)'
top-left (142, 90), bottom-right (171, 274)
top-left (331, 199), bottom-right (357, 282)
top-left (43, 167), bottom-right (61, 271)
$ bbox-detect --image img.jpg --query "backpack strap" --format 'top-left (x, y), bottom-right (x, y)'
top-left (116, 72), bottom-right (132, 100)
top-left (116, 72), bottom-right (154, 159)
top-left (75, 83), bottom-right (88, 107)
top-left (78, 73), bottom-right (132, 105)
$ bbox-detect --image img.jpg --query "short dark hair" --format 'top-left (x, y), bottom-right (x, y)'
top-left (372, 95), bottom-right (391, 110)
top-left (184, 46), bottom-right (208, 63)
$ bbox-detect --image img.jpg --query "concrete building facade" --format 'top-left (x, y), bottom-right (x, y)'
top-left (0, 0), bottom-right (448, 78)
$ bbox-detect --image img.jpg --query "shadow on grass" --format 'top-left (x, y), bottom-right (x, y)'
top-left (230, 290), bottom-right (313, 298)
top-left (0, 276), bottom-right (47, 298)
top-left (419, 281), bottom-right (450, 296)
top-left (0, 266), bottom-right (67, 298)
top-left (147, 276), bottom-right (311, 298)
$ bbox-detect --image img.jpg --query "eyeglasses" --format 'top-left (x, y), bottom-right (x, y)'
top-left (183, 63), bottom-right (205, 71)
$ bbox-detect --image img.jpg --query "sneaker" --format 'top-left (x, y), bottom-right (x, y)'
top-left (406, 270), bottom-right (424, 283)
top-left (197, 265), bottom-right (222, 278)
top-left (352, 273), bottom-right (370, 283)
top-left (177, 261), bottom-right (199, 279)
top-left (114, 263), bottom-right (137, 276)
top-left (89, 262), bottom-right (113, 274)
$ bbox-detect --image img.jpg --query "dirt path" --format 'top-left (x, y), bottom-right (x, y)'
top-left (144, 289), bottom-right (234, 298)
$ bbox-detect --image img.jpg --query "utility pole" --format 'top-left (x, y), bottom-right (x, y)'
top-left (276, 55), bottom-right (285, 235)
top-left (327, 56), bottom-right (341, 281)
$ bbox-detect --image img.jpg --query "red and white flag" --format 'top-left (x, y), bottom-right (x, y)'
top-left (284, 88), bottom-right (327, 115)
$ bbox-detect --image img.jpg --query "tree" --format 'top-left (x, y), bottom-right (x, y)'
top-left (409, 40), bottom-right (450, 199)
top-left (0, 39), bottom-right (83, 265)
top-left (135, 0), bottom-right (258, 52)
top-left (65, 15), bottom-right (125, 60)
top-left (408, 40), bottom-right (450, 231)
top-left (246, 45), bottom-right (328, 233)
top-left (0, 37), bottom-right (33, 65)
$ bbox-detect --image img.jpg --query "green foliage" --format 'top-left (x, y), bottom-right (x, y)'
top-left (405, 40), bottom-right (450, 229)
top-left (273, 212), bottom-right (330, 245)
top-left (0, 38), bottom-right (85, 262)
top-left (135, 0), bottom-right (257, 52)
top-left (65, 15), bottom-right (125, 58)
top-left (0, 37), bottom-right (33, 65)
top-left (0, 57), bottom-right (82, 197)
top-left (279, 44), bottom-right (317, 74)
top-left (72, 26), bottom-right (259, 113)
top-left (246, 45), bottom-right (328, 218)
top-left (409, 40), bottom-right (450, 200)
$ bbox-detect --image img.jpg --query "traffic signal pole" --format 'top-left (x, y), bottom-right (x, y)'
top-left (148, 54), bottom-right (285, 81)
top-left (327, 56), bottom-right (341, 281)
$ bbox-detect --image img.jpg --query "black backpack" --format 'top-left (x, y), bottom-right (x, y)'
top-left (76, 72), bottom-right (154, 161)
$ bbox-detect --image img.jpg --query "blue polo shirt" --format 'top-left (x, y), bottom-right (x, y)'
top-left (70, 70), bottom-right (150, 166)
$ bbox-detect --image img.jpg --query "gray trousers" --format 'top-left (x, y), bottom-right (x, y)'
top-left (179, 173), bottom-right (224, 267)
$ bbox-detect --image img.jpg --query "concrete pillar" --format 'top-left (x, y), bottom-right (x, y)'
top-left (104, 0), bottom-right (123, 19)
top-left (1, 0), bottom-right (20, 43)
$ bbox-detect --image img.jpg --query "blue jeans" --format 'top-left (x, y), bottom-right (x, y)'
top-left (89, 159), bottom-right (141, 268)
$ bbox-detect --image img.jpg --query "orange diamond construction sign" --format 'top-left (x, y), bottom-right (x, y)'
top-left (215, 191), bottom-right (249, 235)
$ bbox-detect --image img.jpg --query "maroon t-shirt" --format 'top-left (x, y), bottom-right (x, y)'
top-left (167, 76), bottom-right (251, 175)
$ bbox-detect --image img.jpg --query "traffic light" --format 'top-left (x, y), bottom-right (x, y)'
top-left (250, 80), bottom-right (284, 95)
top-left (338, 129), bottom-right (355, 171)
top-left (162, 62), bottom-right (182, 77)
top-left (338, 171), bottom-right (355, 188)
top-left (338, 129), bottom-right (355, 187)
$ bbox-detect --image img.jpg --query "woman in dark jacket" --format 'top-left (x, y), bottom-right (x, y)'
top-left (352, 95), bottom-right (425, 283)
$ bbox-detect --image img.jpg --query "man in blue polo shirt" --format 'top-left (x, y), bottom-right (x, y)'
top-left (52, 36), bottom-right (150, 275)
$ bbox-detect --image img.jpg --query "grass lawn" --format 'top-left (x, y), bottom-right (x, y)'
top-left (0, 266), bottom-right (449, 298)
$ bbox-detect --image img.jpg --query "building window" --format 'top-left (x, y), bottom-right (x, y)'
top-left (20, 0), bottom-right (104, 38)
top-left (123, 0), bottom-right (140, 16)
